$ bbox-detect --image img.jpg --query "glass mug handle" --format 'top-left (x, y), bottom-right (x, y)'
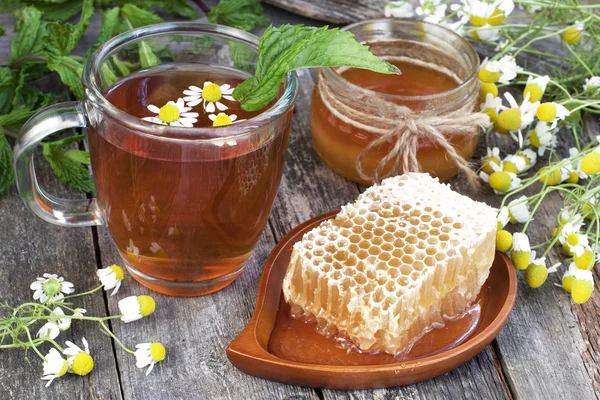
top-left (13, 101), bottom-right (103, 227)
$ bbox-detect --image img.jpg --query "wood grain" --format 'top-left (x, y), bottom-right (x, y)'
top-left (264, 0), bottom-right (385, 24)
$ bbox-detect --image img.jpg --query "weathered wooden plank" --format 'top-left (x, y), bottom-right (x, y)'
top-left (267, 68), bottom-right (511, 399)
top-left (264, 0), bottom-right (384, 24)
top-left (0, 76), bottom-right (122, 399)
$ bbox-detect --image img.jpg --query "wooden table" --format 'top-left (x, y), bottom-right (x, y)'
top-left (1, 2), bottom-right (600, 400)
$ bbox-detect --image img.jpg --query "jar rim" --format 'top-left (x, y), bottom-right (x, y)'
top-left (322, 18), bottom-right (480, 103)
top-left (83, 22), bottom-right (298, 144)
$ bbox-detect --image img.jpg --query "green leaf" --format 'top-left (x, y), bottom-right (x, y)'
top-left (229, 40), bottom-right (255, 72)
top-left (0, 108), bottom-right (36, 130)
top-left (121, 4), bottom-right (163, 29)
top-left (139, 41), bottom-right (160, 69)
top-left (208, 0), bottom-right (268, 31)
top-left (112, 57), bottom-right (139, 76)
top-left (0, 127), bottom-right (14, 194)
top-left (100, 63), bottom-right (119, 88)
top-left (0, 67), bottom-right (17, 115)
top-left (47, 56), bottom-right (84, 99)
top-left (0, 25), bottom-right (5, 37)
top-left (45, 0), bottom-right (94, 56)
top-left (233, 24), bottom-right (398, 112)
top-left (9, 7), bottom-right (45, 65)
top-left (86, 7), bottom-right (121, 61)
top-left (0, 0), bottom-right (21, 13)
top-left (26, 0), bottom-right (84, 21)
top-left (42, 134), bottom-right (95, 193)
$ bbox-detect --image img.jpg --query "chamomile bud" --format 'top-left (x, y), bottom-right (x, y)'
top-left (539, 167), bottom-right (564, 186)
top-left (570, 268), bottom-right (594, 304)
top-left (496, 230), bottom-right (513, 252)
top-left (525, 255), bottom-right (548, 288)
top-left (580, 151), bottom-right (600, 175)
top-left (510, 232), bottom-right (531, 270)
top-left (562, 21), bottom-right (584, 45)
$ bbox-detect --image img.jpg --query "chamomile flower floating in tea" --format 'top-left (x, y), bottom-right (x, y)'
top-left (135, 342), bottom-right (167, 375)
top-left (63, 338), bottom-right (94, 376)
top-left (41, 348), bottom-right (68, 387)
top-left (142, 98), bottom-right (199, 128)
top-left (30, 273), bottom-right (74, 303)
top-left (208, 112), bottom-right (243, 127)
top-left (183, 82), bottom-right (235, 112)
top-left (97, 264), bottom-right (124, 296)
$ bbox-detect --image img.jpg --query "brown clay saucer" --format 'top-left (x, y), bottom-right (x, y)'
top-left (227, 210), bottom-right (517, 389)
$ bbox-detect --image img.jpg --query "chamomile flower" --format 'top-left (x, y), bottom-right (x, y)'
top-left (135, 342), bottom-right (166, 375)
top-left (573, 245), bottom-right (597, 271)
top-left (440, 20), bottom-right (466, 36)
top-left (559, 222), bottom-right (589, 256)
top-left (561, 263), bottom-right (578, 292)
top-left (494, 92), bottom-right (538, 145)
top-left (481, 93), bottom-right (503, 122)
top-left (525, 251), bottom-right (549, 288)
top-left (581, 148), bottom-right (600, 176)
top-left (118, 295), bottom-right (156, 323)
top-left (567, 148), bottom-right (587, 181)
top-left (466, 1), bottom-right (496, 27)
top-left (41, 348), bottom-right (68, 387)
top-left (384, 1), bottom-right (415, 18)
top-left (528, 121), bottom-right (557, 156)
top-left (569, 267), bottom-right (594, 304)
top-left (536, 102), bottom-right (570, 128)
top-left (539, 166), bottom-right (569, 186)
top-left (183, 82), bottom-right (235, 112)
top-left (497, 206), bottom-right (510, 229)
top-left (208, 112), bottom-right (243, 127)
top-left (503, 154), bottom-right (527, 174)
top-left (514, 148), bottom-right (537, 171)
top-left (142, 98), bottom-right (199, 128)
top-left (481, 147), bottom-right (501, 174)
top-left (37, 322), bottom-right (60, 340)
top-left (523, 75), bottom-right (550, 103)
top-left (97, 264), bottom-right (125, 296)
top-left (507, 195), bottom-right (530, 223)
top-left (510, 232), bottom-right (531, 270)
top-left (472, 24), bottom-right (500, 42)
top-left (559, 208), bottom-right (584, 231)
top-left (480, 162), bottom-right (521, 194)
top-left (562, 21), bottom-right (584, 45)
top-left (63, 338), bottom-right (94, 376)
top-left (30, 273), bottom-right (74, 303)
top-left (583, 76), bottom-right (600, 95)
top-left (496, 55), bottom-right (523, 84)
top-left (478, 59), bottom-right (501, 83)
top-left (479, 82), bottom-right (498, 102)
top-left (415, 0), bottom-right (447, 24)
top-left (50, 307), bottom-right (72, 331)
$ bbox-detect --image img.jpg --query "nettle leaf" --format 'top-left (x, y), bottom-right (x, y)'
top-left (86, 7), bottom-right (120, 61)
top-left (45, 0), bottom-right (94, 56)
top-left (9, 7), bottom-right (45, 65)
top-left (0, 127), bottom-right (14, 194)
top-left (208, 0), bottom-right (268, 32)
top-left (232, 24), bottom-right (398, 112)
top-left (47, 56), bottom-right (85, 99)
top-left (42, 134), bottom-right (95, 193)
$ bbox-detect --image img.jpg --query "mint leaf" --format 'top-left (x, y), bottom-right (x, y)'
top-left (0, 67), bottom-right (17, 114)
top-left (27, 0), bottom-right (84, 21)
top-left (47, 56), bottom-right (84, 99)
top-left (86, 7), bottom-right (121, 60)
top-left (0, 127), bottom-right (14, 194)
top-left (208, 0), bottom-right (268, 31)
top-left (45, 0), bottom-right (94, 56)
top-left (0, 108), bottom-right (36, 130)
top-left (9, 7), bottom-right (45, 65)
top-left (139, 41), bottom-right (160, 69)
top-left (120, 4), bottom-right (162, 29)
top-left (229, 40), bottom-right (255, 72)
top-left (232, 25), bottom-right (398, 112)
top-left (42, 134), bottom-right (95, 193)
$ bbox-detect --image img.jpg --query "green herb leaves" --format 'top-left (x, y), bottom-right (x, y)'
top-left (42, 135), bottom-right (95, 193)
top-left (233, 24), bottom-right (399, 112)
top-left (208, 0), bottom-right (268, 31)
top-left (0, 128), bottom-right (14, 194)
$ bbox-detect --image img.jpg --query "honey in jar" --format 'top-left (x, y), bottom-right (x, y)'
top-left (311, 19), bottom-right (481, 185)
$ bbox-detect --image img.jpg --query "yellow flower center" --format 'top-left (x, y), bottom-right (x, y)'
top-left (562, 27), bottom-right (582, 45)
top-left (478, 67), bottom-right (501, 84)
top-left (495, 108), bottom-right (521, 133)
top-left (481, 156), bottom-right (500, 175)
top-left (496, 230), bottom-right (513, 252)
top-left (536, 103), bottom-right (557, 122)
top-left (488, 8), bottom-right (505, 26)
top-left (57, 360), bottom-right (69, 378)
top-left (71, 352), bottom-right (94, 376)
top-left (566, 171), bottom-right (579, 184)
top-left (523, 84), bottom-right (544, 103)
top-left (581, 152), bottom-right (600, 175)
top-left (150, 343), bottom-right (166, 362)
top-left (213, 115), bottom-right (233, 127)
top-left (529, 130), bottom-right (541, 148)
top-left (202, 83), bottom-right (222, 103)
top-left (510, 250), bottom-right (531, 270)
top-left (489, 171), bottom-right (512, 192)
top-left (574, 249), bottom-right (594, 270)
top-left (502, 161), bottom-right (518, 174)
top-left (525, 263), bottom-right (548, 288)
top-left (469, 15), bottom-right (489, 27)
top-left (567, 233), bottom-right (579, 246)
top-left (571, 280), bottom-right (593, 304)
top-left (539, 167), bottom-right (562, 186)
top-left (158, 104), bottom-right (180, 123)
top-left (562, 275), bottom-right (575, 292)
top-left (110, 265), bottom-right (125, 281)
top-left (479, 83), bottom-right (498, 102)
top-left (137, 295), bottom-right (156, 317)
top-left (483, 107), bottom-right (498, 122)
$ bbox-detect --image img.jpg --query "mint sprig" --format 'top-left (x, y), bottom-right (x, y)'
top-left (232, 24), bottom-right (399, 112)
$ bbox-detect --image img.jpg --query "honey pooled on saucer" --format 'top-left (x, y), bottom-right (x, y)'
top-left (282, 173), bottom-right (497, 355)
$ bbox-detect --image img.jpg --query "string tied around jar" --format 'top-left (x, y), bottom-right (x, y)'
top-left (317, 78), bottom-right (491, 184)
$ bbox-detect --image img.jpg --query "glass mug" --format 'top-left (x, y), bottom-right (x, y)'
top-left (13, 23), bottom-right (298, 296)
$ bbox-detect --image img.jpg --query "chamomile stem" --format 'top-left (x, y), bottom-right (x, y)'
top-left (24, 328), bottom-right (45, 360)
top-left (99, 320), bottom-right (134, 355)
top-left (61, 284), bottom-right (104, 300)
top-left (565, 43), bottom-right (593, 76)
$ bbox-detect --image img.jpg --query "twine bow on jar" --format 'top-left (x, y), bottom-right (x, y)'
top-left (317, 79), bottom-right (491, 184)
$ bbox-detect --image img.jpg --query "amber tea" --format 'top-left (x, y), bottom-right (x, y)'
top-left (88, 65), bottom-right (292, 295)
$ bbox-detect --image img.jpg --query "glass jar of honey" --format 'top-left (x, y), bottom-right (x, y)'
top-left (311, 19), bottom-right (481, 185)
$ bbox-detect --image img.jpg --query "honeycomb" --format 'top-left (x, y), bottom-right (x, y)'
top-left (282, 173), bottom-right (497, 355)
